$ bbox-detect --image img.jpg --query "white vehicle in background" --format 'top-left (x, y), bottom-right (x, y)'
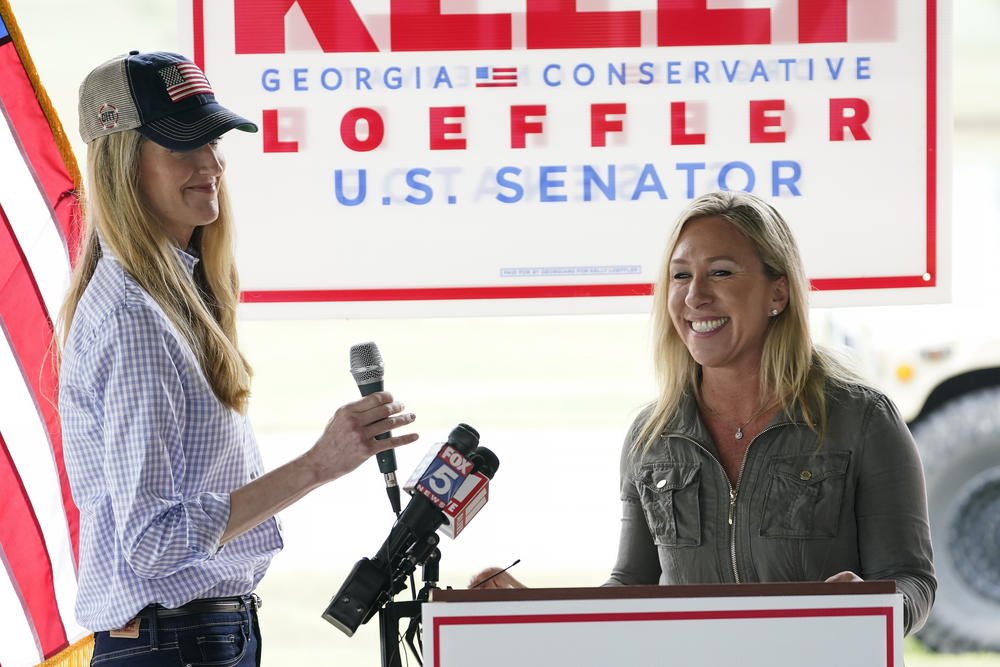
top-left (816, 304), bottom-right (1000, 652)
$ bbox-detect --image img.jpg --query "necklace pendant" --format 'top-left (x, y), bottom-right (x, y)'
top-left (735, 427), bottom-right (744, 440)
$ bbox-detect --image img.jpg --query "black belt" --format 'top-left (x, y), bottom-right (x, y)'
top-left (148, 594), bottom-right (261, 618)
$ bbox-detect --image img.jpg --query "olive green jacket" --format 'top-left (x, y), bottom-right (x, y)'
top-left (607, 381), bottom-right (936, 635)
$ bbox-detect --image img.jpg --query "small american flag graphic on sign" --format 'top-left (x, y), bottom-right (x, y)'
top-left (159, 62), bottom-right (214, 102)
top-left (475, 66), bottom-right (518, 88)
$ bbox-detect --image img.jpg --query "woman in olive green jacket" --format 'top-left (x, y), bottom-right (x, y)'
top-left (604, 190), bottom-right (934, 634)
top-left (476, 190), bottom-right (935, 635)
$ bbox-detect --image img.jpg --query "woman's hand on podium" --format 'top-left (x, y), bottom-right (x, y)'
top-left (469, 567), bottom-right (527, 590)
top-left (825, 570), bottom-right (864, 583)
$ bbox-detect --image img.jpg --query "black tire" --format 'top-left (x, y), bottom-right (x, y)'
top-left (912, 386), bottom-right (1000, 653)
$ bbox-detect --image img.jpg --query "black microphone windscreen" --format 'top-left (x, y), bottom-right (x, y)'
top-left (469, 446), bottom-right (500, 479)
top-left (447, 423), bottom-right (479, 455)
top-left (349, 342), bottom-right (384, 386)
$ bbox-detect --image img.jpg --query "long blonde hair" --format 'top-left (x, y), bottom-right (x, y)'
top-left (59, 130), bottom-right (251, 412)
top-left (635, 191), bottom-right (855, 453)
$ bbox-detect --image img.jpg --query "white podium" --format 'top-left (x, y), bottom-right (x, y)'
top-left (424, 581), bottom-right (902, 666)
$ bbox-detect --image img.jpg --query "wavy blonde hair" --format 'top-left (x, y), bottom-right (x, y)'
top-left (635, 191), bottom-right (856, 453)
top-left (59, 130), bottom-right (251, 412)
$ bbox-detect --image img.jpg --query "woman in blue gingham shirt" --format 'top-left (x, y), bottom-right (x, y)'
top-left (59, 51), bottom-right (418, 666)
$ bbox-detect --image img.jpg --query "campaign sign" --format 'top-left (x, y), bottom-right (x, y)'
top-left (180, 1), bottom-right (951, 315)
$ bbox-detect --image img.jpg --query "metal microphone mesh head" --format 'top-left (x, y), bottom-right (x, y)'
top-left (349, 342), bottom-right (384, 385)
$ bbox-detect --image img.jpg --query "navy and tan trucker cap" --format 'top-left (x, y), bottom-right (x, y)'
top-left (78, 50), bottom-right (257, 150)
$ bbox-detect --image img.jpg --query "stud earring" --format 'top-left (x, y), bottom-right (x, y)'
top-left (770, 308), bottom-right (779, 316)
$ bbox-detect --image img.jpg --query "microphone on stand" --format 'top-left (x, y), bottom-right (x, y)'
top-left (322, 424), bottom-right (499, 637)
top-left (404, 443), bottom-right (499, 539)
top-left (350, 342), bottom-right (401, 515)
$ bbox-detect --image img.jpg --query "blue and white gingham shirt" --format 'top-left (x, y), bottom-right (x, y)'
top-left (60, 244), bottom-right (283, 631)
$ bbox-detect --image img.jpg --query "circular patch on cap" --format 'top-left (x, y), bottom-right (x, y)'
top-left (98, 104), bottom-right (119, 130)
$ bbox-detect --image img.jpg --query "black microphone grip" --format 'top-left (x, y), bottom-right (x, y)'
top-left (354, 375), bottom-right (400, 514)
top-left (356, 378), bottom-right (393, 446)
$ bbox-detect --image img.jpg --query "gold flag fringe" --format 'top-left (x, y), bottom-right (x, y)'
top-left (0, 0), bottom-right (83, 192)
top-left (36, 635), bottom-right (94, 667)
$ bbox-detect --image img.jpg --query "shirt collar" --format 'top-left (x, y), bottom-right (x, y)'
top-left (172, 244), bottom-right (201, 276)
top-left (98, 237), bottom-right (200, 277)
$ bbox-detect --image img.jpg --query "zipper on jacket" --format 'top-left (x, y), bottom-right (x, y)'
top-left (729, 460), bottom-right (745, 582)
top-left (664, 432), bottom-right (745, 583)
top-left (666, 423), bottom-right (794, 583)
top-left (726, 423), bottom-right (788, 584)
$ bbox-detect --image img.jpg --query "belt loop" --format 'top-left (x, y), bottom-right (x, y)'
top-left (147, 606), bottom-right (159, 649)
top-left (240, 595), bottom-right (254, 645)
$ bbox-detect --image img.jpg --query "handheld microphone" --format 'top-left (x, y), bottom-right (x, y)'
top-left (323, 424), bottom-right (497, 636)
top-left (350, 342), bottom-right (400, 514)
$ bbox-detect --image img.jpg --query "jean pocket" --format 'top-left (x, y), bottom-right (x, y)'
top-left (180, 619), bottom-right (249, 667)
top-left (760, 451), bottom-right (851, 538)
top-left (90, 635), bottom-right (156, 665)
top-left (636, 463), bottom-right (702, 547)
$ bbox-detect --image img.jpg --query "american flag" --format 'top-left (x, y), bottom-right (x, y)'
top-left (475, 65), bottom-right (518, 88)
top-left (159, 61), bottom-right (214, 102)
top-left (0, 2), bottom-right (88, 665)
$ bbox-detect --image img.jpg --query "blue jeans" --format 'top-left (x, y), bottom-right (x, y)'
top-left (90, 598), bottom-right (261, 666)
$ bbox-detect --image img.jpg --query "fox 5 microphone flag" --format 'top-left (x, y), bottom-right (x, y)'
top-left (0, 1), bottom-right (89, 666)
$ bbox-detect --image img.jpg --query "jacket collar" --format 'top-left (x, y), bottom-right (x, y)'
top-left (664, 389), bottom-right (806, 443)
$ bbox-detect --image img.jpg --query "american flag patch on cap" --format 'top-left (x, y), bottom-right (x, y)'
top-left (159, 62), bottom-right (213, 102)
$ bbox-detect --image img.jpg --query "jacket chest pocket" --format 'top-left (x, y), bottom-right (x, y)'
top-left (636, 464), bottom-right (702, 547)
top-left (760, 451), bottom-right (850, 539)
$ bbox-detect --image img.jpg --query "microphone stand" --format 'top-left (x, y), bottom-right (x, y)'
top-left (378, 541), bottom-right (440, 667)
top-left (404, 547), bottom-right (440, 662)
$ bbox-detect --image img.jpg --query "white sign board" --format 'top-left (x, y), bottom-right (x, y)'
top-left (422, 592), bottom-right (904, 666)
top-left (180, 1), bottom-right (950, 316)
